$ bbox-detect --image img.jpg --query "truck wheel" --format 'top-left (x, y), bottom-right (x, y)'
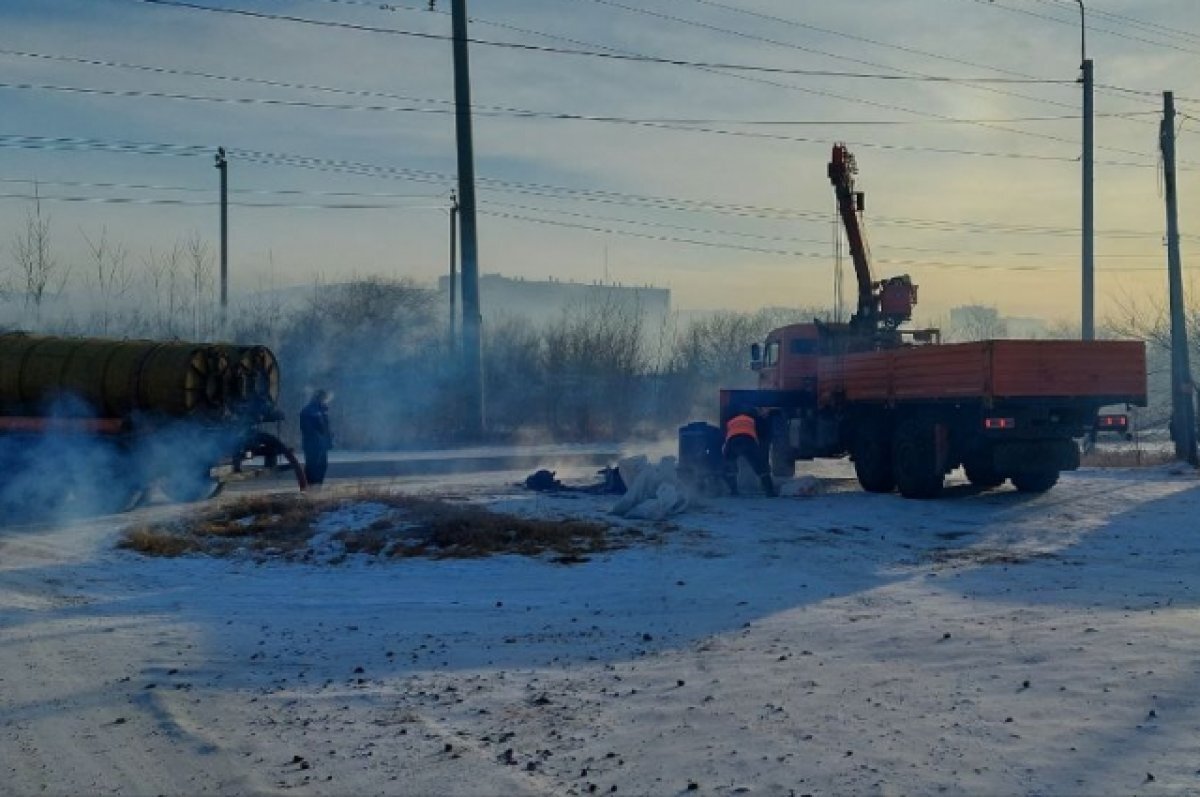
top-left (963, 459), bottom-right (1004, 489)
top-left (892, 418), bottom-right (944, 499)
top-left (1011, 469), bottom-right (1059, 493)
top-left (853, 430), bottom-right (894, 493)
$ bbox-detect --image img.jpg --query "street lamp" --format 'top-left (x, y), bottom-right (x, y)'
top-left (1078, 0), bottom-right (1094, 341)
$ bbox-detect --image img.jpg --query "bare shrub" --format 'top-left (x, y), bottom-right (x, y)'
top-left (276, 276), bottom-right (445, 448)
top-left (541, 296), bottom-right (647, 439)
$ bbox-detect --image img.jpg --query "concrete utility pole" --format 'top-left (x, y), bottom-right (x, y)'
top-left (449, 191), bottom-right (458, 353)
top-left (1077, 1), bottom-right (1095, 341)
top-left (451, 0), bottom-right (484, 436)
top-left (215, 146), bottom-right (228, 326)
top-left (1160, 91), bottom-right (1198, 466)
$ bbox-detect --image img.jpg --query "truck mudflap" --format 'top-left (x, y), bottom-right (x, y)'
top-left (992, 438), bottom-right (1081, 474)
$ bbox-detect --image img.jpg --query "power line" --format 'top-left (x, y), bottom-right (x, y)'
top-left (565, 0), bottom-right (1167, 160)
top-left (960, 0), bottom-right (1200, 57)
top-left (0, 58), bottom-right (1142, 125)
top-left (129, 0), bottom-right (1074, 83)
top-left (664, 0), bottom-right (1165, 115)
top-left (299, 0), bottom-right (1163, 134)
top-left (0, 176), bottom-right (445, 199)
top-left (2, 70), bottom-right (1178, 165)
top-left (0, 186), bottom-right (1181, 269)
top-left (484, 199), bottom-right (1166, 259)
top-left (479, 206), bottom-right (1179, 272)
top-left (568, 0), bottom-right (1094, 150)
top-left (0, 191), bottom-right (444, 210)
top-left (0, 73), bottom-right (1164, 166)
top-left (2, 133), bottom-right (1193, 243)
top-left (1026, 0), bottom-right (1200, 46)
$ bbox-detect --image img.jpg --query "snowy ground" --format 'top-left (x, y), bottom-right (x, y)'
top-left (4, 458), bottom-right (1200, 796)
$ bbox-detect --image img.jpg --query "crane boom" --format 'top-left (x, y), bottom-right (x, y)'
top-left (827, 143), bottom-right (874, 322)
top-left (827, 143), bottom-right (918, 333)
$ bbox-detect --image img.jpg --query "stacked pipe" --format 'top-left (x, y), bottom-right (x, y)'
top-left (0, 333), bottom-right (281, 422)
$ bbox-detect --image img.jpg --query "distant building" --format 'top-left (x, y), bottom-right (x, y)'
top-left (437, 273), bottom-right (670, 327)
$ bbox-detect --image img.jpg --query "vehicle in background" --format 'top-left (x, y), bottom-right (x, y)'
top-left (716, 144), bottom-right (1146, 498)
top-left (0, 332), bottom-right (304, 515)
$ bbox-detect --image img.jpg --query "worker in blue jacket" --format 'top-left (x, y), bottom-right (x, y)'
top-left (299, 389), bottom-right (333, 486)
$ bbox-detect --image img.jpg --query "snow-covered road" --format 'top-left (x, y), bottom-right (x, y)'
top-left (3, 463), bottom-right (1200, 796)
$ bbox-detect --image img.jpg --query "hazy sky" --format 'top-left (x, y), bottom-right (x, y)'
top-left (0, 0), bottom-right (1196, 324)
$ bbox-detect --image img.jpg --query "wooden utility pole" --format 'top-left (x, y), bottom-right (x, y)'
top-left (1077, 2), bottom-right (1095, 341)
top-left (449, 191), bottom-right (458, 353)
top-left (1160, 91), bottom-right (1198, 466)
top-left (215, 146), bottom-right (228, 328)
top-left (1081, 57), bottom-right (1094, 340)
top-left (451, 0), bottom-right (484, 436)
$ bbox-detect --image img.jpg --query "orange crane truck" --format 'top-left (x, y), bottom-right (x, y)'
top-left (717, 144), bottom-right (1146, 498)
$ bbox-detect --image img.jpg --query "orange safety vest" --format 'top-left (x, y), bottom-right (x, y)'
top-left (725, 414), bottom-right (758, 443)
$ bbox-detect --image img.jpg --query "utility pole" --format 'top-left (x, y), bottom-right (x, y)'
top-left (448, 191), bottom-right (458, 353)
top-left (215, 146), bottom-right (228, 328)
top-left (1160, 91), bottom-right (1198, 466)
top-left (1077, 1), bottom-right (1095, 341)
top-left (451, 0), bottom-right (484, 436)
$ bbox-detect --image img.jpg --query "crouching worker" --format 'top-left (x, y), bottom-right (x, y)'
top-left (723, 408), bottom-right (777, 497)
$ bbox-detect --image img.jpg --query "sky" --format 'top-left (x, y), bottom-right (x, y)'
top-left (0, 0), bottom-right (1196, 325)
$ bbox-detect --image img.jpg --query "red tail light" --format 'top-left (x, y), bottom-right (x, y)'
top-left (984, 417), bottom-right (1016, 430)
top-left (1096, 414), bottom-right (1129, 430)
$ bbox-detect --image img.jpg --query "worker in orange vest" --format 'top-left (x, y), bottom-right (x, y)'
top-left (723, 408), bottom-right (777, 497)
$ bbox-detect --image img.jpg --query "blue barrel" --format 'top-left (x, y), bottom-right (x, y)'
top-left (678, 421), bottom-right (723, 477)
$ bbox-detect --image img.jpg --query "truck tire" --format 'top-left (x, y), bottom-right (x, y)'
top-left (853, 429), bottom-right (894, 493)
top-left (1011, 469), bottom-right (1059, 493)
top-left (892, 418), bottom-right (944, 499)
top-left (963, 457), bottom-right (1004, 489)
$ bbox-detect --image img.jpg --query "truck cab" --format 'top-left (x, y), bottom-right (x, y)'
top-left (753, 323), bottom-right (821, 392)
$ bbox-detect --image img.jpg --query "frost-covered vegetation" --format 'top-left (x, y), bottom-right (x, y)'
top-left (2, 212), bottom-right (1184, 446)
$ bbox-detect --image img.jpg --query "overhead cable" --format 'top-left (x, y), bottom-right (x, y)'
top-left (130, 0), bottom-right (1074, 83)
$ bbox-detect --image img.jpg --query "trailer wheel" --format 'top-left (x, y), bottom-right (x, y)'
top-left (1011, 469), bottom-right (1059, 493)
top-left (853, 428), bottom-right (894, 493)
top-left (892, 418), bottom-right (944, 499)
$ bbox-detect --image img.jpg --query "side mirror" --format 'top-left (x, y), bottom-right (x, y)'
top-left (750, 343), bottom-right (763, 370)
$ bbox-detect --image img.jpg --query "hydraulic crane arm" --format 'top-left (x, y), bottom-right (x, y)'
top-left (828, 143), bottom-right (874, 323)
top-left (827, 143), bottom-right (918, 331)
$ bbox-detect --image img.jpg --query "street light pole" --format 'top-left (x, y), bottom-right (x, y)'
top-left (1077, 0), bottom-right (1095, 341)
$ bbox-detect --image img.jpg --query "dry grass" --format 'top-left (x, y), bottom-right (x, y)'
top-left (118, 491), bottom-right (616, 564)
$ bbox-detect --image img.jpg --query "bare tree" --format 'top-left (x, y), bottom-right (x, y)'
top-left (948, 304), bottom-right (1008, 342)
top-left (540, 296), bottom-right (648, 438)
top-left (82, 227), bottom-right (134, 336)
top-left (142, 243), bottom-right (184, 338)
top-left (11, 192), bottom-right (68, 325)
top-left (185, 233), bottom-right (216, 340)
